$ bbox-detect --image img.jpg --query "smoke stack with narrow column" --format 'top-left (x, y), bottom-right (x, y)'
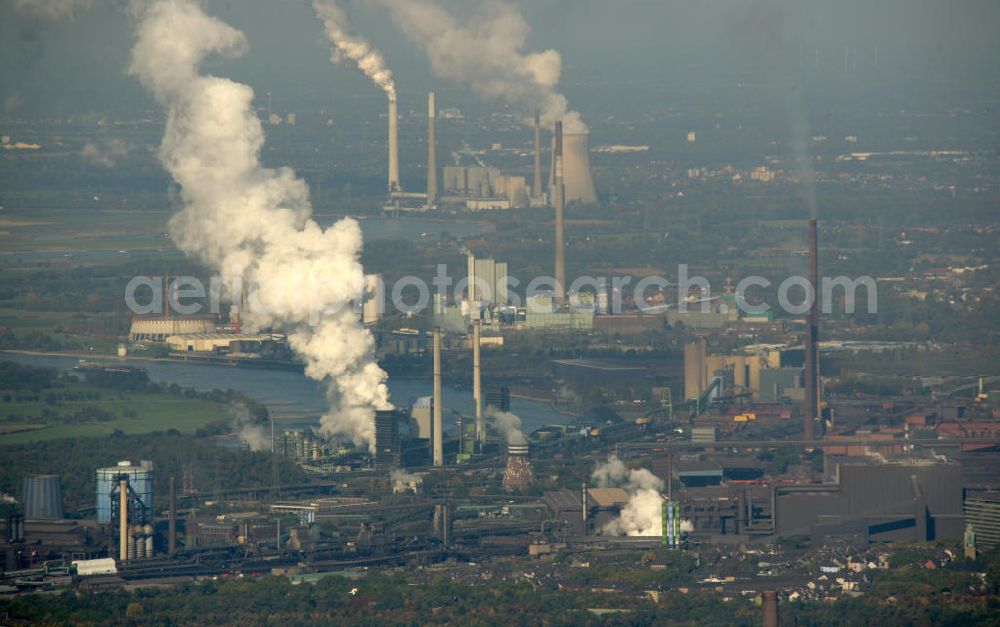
top-left (533, 110), bottom-right (542, 200)
top-left (432, 328), bottom-right (443, 466)
top-left (553, 121), bottom-right (566, 305)
top-left (388, 94), bottom-right (400, 193)
top-left (426, 91), bottom-right (437, 206)
top-left (804, 218), bottom-right (819, 441)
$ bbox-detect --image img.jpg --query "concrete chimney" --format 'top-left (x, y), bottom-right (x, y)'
top-left (804, 218), bottom-right (819, 441)
top-left (762, 590), bottom-right (779, 627)
top-left (533, 110), bottom-right (542, 200)
top-left (119, 478), bottom-right (128, 562)
top-left (168, 475), bottom-right (176, 557)
top-left (433, 328), bottom-right (443, 466)
top-left (553, 121), bottom-right (566, 305)
top-left (473, 319), bottom-right (483, 444)
top-left (388, 94), bottom-right (400, 193)
top-left (426, 91), bottom-right (437, 206)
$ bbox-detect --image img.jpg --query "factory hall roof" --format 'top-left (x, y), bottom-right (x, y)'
top-left (586, 487), bottom-right (631, 507)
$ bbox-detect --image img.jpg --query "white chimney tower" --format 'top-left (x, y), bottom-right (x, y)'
top-left (388, 94), bottom-right (400, 193)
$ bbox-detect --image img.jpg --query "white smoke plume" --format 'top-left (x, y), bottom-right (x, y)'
top-left (592, 455), bottom-right (664, 537)
top-left (390, 469), bottom-right (422, 494)
top-left (372, 0), bottom-right (585, 132)
top-left (128, 0), bottom-right (391, 452)
top-left (232, 404), bottom-right (267, 452)
top-left (486, 406), bottom-right (525, 445)
top-left (313, 0), bottom-right (396, 99)
top-left (14, 0), bottom-right (94, 20)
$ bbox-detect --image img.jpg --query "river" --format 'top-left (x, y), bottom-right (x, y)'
top-left (1, 352), bottom-right (572, 438)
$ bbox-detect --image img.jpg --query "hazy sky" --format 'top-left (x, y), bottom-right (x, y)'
top-left (2, 0), bottom-right (998, 116)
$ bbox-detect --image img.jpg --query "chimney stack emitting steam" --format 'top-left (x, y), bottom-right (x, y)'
top-left (433, 327), bottom-right (443, 466)
top-left (553, 120), bottom-right (566, 305)
top-left (131, 0), bottom-right (391, 454)
top-left (388, 94), bottom-right (400, 193)
top-left (427, 91), bottom-right (437, 206)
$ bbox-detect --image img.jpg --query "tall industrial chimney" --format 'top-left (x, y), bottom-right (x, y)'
top-left (168, 475), bottom-right (176, 557)
top-left (533, 110), bottom-right (542, 200)
top-left (388, 94), bottom-right (400, 194)
top-left (473, 319), bottom-right (483, 444)
top-left (762, 590), bottom-right (779, 627)
top-left (553, 121), bottom-right (566, 305)
top-left (804, 218), bottom-right (819, 441)
top-left (119, 478), bottom-right (129, 562)
top-left (433, 328), bottom-right (444, 466)
top-left (426, 91), bottom-right (437, 206)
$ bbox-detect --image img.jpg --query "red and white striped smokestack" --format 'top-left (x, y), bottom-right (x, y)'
top-left (554, 121), bottom-right (566, 305)
top-left (804, 218), bottom-right (819, 441)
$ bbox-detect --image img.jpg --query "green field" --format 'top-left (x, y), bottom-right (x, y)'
top-left (0, 383), bottom-right (232, 444)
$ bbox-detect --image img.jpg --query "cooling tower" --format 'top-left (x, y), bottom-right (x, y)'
top-left (550, 131), bottom-right (597, 205)
top-left (427, 91), bottom-right (437, 205)
top-left (502, 444), bottom-right (535, 490)
top-left (22, 475), bottom-right (64, 520)
top-left (388, 94), bottom-right (400, 193)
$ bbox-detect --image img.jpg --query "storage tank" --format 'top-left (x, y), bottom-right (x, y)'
top-left (96, 460), bottom-right (153, 524)
top-left (22, 475), bottom-right (64, 520)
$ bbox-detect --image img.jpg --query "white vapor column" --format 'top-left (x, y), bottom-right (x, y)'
top-left (312, 1), bottom-right (399, 194)
top-left (373, 0), bottom-right (585, 132)
top-left (313, 0), bottom-right (396, 98)
top-left (129, 0), bottom-right (390, 453)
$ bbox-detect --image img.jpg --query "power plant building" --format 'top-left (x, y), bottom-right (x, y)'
top-left (684, 339), bottom-right (782, 402)
top-left (467, 254), bottom-right (509, 307)
top-left (374, 410), bottom-right (401, 468)
top-left (129, 315), bottom-right (216, 343)
top-left (774, 461), bottom-right (964, 543)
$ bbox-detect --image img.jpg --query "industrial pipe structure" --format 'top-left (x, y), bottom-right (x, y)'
top-left (553, 121), bottom-right (566, 305)
top-left (433, 328), bottom-right (443, 466)
top-left (473, 319), bottom-right (483, 444)
top-left (426, 91), bottom-right (437, 206)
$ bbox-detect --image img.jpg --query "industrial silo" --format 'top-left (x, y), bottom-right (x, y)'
top-left (22, 475), bottom-right (64, 520)
top-left (95, 460), bottom-right (153, 524)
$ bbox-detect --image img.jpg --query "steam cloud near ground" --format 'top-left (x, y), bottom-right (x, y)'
top-left (128, 0), bottom-right (391, 452)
